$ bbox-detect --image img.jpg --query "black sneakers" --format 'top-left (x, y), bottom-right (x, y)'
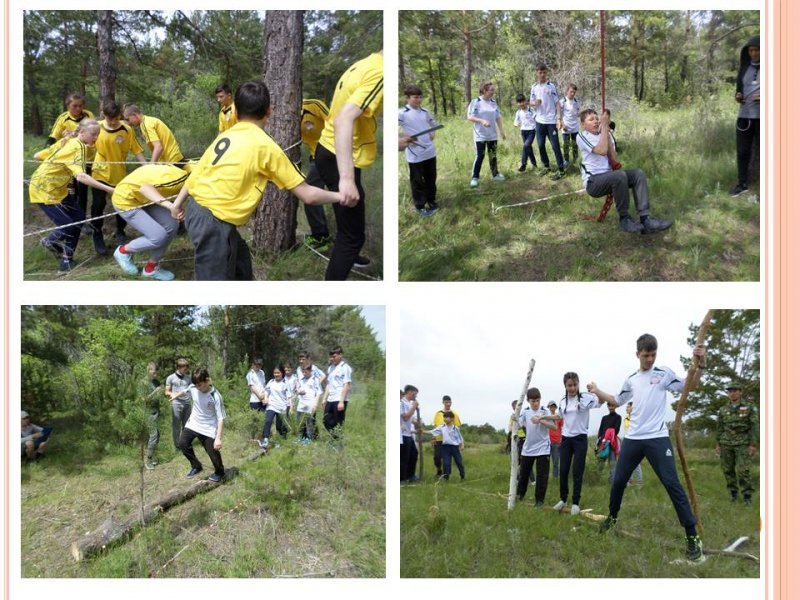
top-left (686, 535), bottom-right (705, 563)
top-left (641, 216), bottom-right (673, 233)
top-left (730, 183), bottom-right (748, 197)
top-left (619, 216), bottom-right (644, 233)
top-left (599, 516), bottom-right (617, 533)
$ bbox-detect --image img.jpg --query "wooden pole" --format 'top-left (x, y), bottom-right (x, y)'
top-left (600, 10), bottom-right (606, 113)
top-left (673, 310), bottom-right (714, 534)
top-left (415, 406), bottom-right (424, 480)
top-left (507, 359), bottom-right (536, 510)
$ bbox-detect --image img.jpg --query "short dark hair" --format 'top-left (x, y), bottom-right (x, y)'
top-left (442, 395), bottom-right (452, 402)
top-left (568, 83), bottom-right (578, 91)
top-left (404, 384), bottom-right (419, 393)
top-left (636, 334), bottom-right (658, 353)
top-left (527, 387), bottom-right (541, 400)
top-left (101, 99), bottom-right (121, 119)
top-left (404, 84), bottom-right (423, 97)
top-left (297, 350), bottom-right (310, 359)
top-left (234, 81), bottom-right (271, 120)
top-left (215, 83), bottom-right (232, 95)
top-left (192, 367), bottom-right (210, 384)
top-left (329, 345), bottom-right (343, 356)
top-left (515, 93), bottom-right (526, 103)
top-left (442, 411), bottom-right (454, 419)
top-left (536, 63), bottom-right (548, 71)
top-left (579, 108), bottom-right (597, 123)
top-left (64, 92), bottom-right (86, 108)
top-left (252, 357), bottom-right (263, 366)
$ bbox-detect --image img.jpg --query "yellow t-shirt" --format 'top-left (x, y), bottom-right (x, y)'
top-left (318, 53), bottom-right (383, 169)
top-left (48, 109), bottom-right (95, 140)
top-left (218, 103), bottom-right (238, 133)
top-left (186, 121), bottom-right (305, 226)
top-left (92, 120), bottom-right (145, 185)
top-left (433, 409), bottom-right (462, 442)
top-left (301, 99), bottom-right (329, 157)
top-left (112, 164), bottom-right (189, 211)
top-left (138, 115), bottom-right (183, 163)
top-left (33, 139), bottom-right (69, 162)
top-left (29, 137), bottom-right (89, 205)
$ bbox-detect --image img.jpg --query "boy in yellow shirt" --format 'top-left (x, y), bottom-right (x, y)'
top-left (170, 81), bottom-right (352, 280)
top-left (315, 51), bottom-right (383, 280)
top-left (122, 105), bottom-right (185, 165)
top-left (216, 84), bottom-right (238, 133)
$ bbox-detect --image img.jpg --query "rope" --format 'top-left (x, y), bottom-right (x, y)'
top-left (304, 244), bottom-right (381, 281)
top-left (492, 188), bottom-right (585, 213)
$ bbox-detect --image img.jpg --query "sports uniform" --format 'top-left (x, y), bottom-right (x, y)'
top-left (554, 391), bottom-right (600, 507)
top-left (262, 377), bottom-right (291, 443)
top-left (178, 384), bottom-right (226, 478)
top-left (316, 52), bottom-right (383, 280)
top-left (530, 80), bottom-right (566, 171)
top-left (559, 95), bottom-right (581, 163)
top-left (513, 106), bottom-right (538, 170)
top-left (47, 109), bottom-right (95, 144)
top-left (184, 121), bottom-right (305, 280)
top-left (136, 115), bottom-right (184, 164)
top-left (296, 372), bottom-right (322, 441)
top-left (467, 96), bottom-right (501, 179)
top-left (432, 408), bottom-right (461, 476)
top-left (218, 103), bottom-right (238, 133)
top-left (517, 405), bottom-right (551, 503)
top-left (246, 368), bottom-right (267, 411)
top-left (324, 360), bottom-right (353, 434)
top-left (399, 103), bottom-right (438, 211)
top-left (430, 423), bottom-right (465, 480)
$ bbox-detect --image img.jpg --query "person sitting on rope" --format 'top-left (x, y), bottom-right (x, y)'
top-left (577, 108), bottom-right (672, 234)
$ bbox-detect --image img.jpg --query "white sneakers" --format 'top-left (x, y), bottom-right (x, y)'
top-left (553, 500), bottom-right (566, 511)
top-left (571, 504), bottom-right (580, 516)
top-left (552, 500), bottom-right (580, 515)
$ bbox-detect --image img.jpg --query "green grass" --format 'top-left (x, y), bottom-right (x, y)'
top-left (401, 440), bottom-right (760, 577)
top-left (398, 102), bottom-right (759, 281)
top-left (22, 132), bottom-right (383, 281)
top-left (21, 391), bottom-right (385, 578)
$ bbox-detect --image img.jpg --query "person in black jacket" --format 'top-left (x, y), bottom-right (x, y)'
top-left (597, 404), bottom-right (622, 483)
top-left (731, 34), bottom-right (760, 197)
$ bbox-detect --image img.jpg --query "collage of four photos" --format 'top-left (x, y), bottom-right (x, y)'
top-left (14, 7), bottom-right (764, 590)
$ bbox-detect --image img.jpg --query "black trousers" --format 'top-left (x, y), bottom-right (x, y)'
top-left (323, 400), bottom-right (348, 436)
top-left (401, 436), bottom-right (416, 481)
top-left (304, 160), bottom-right (331, 238)
top-left (408, 157), bottom-right (437, 209)
top-left (559, 434), bottom-right (588, 505)
top-left (315, 144), bottom-right (366, 280)
top-left (90, 188), bottom-right (127, 236)
top-left (178, 426), bottom-right (224, 476)
top-left (472, 140), bottom-right (498, 178)
top-left (736, 117), bottom-right (760, 186)
top-left (263, 409), bottom-right (288, 440)
top-left (433, 441), bottom-right (443, 475)
top-left (609, 437), bottom-right (696, 528)
top-left (518, 454), bottom-right (550, 502)
top-left (535, 122), bottom-right (565, 169)
top-left (185, 196), bottom-right (252, 280)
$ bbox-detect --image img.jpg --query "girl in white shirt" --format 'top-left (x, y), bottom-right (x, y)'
top-left (259, 365), bottom-right (291, 450)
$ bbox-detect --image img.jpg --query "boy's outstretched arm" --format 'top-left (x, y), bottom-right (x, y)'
top-left (291, 181), bottom-right (353, 207)
top-left (587, 382), bottom-right (615, 406)
top-left (333, 102), bottom-right (362, 206)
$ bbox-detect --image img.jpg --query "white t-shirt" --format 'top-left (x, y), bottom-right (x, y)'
top-left (185, 385), bottom-right (226, 438)
top-left (556, 392), bottom-right (600, 437)
top-left (399, 104), bottom-right (438, 163)
top-left (296, 374), bottom-right (322, 413)
top-left (430, 423), bottom-right (463, 446)
top-left (284, 373), bottom-right (298, 401)
top-left (514, 107), bottom-right (537, 131)
top-left (265, 378), bottom-right (290, 413)
top-left (559, 96), bottom-right (581, 133)
top-left (327, 361), bottom-right (353, 404)
top-left (246, 369), bottom-right (266, 404)
top-left (467, 97), bottom-right (501, 142)
top-left (518, 405), bottom-right (551, 456)
top-left (577, 129), bottom-right (616, 186)
top-left (614, 366), bottom-right (684, 440)
top-left (296, 363), bottom-right (325, 384)
top-left (400, 398), bottom-right (414, 437)
top-left (529, 81), bottom-right (560, 124)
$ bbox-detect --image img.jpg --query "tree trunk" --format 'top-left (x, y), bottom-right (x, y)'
top-left (70, 467), bottom-right (239, 561)
top-left (252, 11), bottom-right (304, 253)
top-left (97, 10), bottom-right (117, 104)
top-left (25, 65), bottom-right (43, 135)
top-left (463, 13), bottom-right (473, 102)
top-left (437, 59), bottom-right (448, 116)
top-left (222, 306), bottom-right (230, 376)
top-left (427, 57), bottom-right (438, 114)
top-left (398, 43), bottom-right (406, 93)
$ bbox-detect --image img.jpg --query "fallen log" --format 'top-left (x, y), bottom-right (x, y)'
top-left (70, 466), bottom-right (239, 562)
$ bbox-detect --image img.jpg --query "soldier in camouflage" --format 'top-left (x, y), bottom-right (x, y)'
top-left (715, 382), bottom-right (758, 505)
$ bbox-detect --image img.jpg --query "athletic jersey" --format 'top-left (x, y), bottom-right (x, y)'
top-left (284, 373), bottom-right (298, 401)
top-left (186, 121), bottom-right (305, 226)
top-left (614, 366), bottom-right (684, 440)
top-left (33, 139), bottom-right (70, 161)
top-left (398, 104), bottom-right (438, 163)
top-left (111, 164), bottom-right (189, 211)
top-left (246, 368), bottom-right (266, 404)
top-left (185, 385), bottom-right (226, 438)
top-left (518, 405), bottom-right (551, 457)
top-left (296, 363), bottom-right (326, 384)
top-left (49, 109), bottom-right (95, 140)
top-left (29, 137), bottom-right (90, 205)
top-left (301, 99), bottom-right (329, 157)
top-left (92, 120), bottom-right (144, 185)
top-left (137, 115), bottom-right (184, 163)
top-left (165, 371), bottom-right (192, 403)
top-left (467, 97), bottom-right (501, 142)
top-left (218, 103), bottom-right (238, 133)
top-left (577, 129), bottom-right (616, 186)
top-left (556, 392), bottom-right (600, 437)
top-left (265, 378), bottom-right (290, 413)
top-left (326, 361), bottom-right (352, 404)
top-left (529, 81), bottom-right (560, 124)
top-left (432, 409), bottom-right (462, 442)
top-left (430, 423), bottom-right (463, 446)
top-left (318, 52), bottom-right (384, 169)
top-left (513, 107), bottom-right (537, 131)
top-left (400, 398), bottom-right (414, 437)
top-left (559, 96), bottom-right (581, 134)
top-left (297, 374), bottom-right (322, 413)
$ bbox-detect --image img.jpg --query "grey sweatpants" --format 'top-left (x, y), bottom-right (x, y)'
top-left (586, 169), bottom-right (651, 220)
top-left (118, 204), bottom-right (178, 261)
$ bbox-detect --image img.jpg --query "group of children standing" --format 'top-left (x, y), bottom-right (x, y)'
top-left (247, 347), bottom-right (352, 450)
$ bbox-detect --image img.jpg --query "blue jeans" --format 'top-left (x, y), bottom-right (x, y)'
top-left (559, 434), bottom-right (588, 505)
top-left (520, 129), bottom-right (537, 167)
top-left (38, 195), bottom-right (84, 258)
top-left (441, 444), bottom-right (464, 479)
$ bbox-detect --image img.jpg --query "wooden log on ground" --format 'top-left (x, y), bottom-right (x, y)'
top-left (70, 466), bottom-right (238, 561)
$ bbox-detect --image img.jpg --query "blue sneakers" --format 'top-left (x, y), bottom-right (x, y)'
top-left (207, 473), bottom-right (222, 483)
top-left (186, 467), bottom-right (203, 478)
top-left (142, 266), bottom-right (175, 281)
top-left (113, 246), bottom-right (138, 275)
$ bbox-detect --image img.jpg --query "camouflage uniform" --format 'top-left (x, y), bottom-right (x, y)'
top-left (716, 401), bottom-right (758, 500)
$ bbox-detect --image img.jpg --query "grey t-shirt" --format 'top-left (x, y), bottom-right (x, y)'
top-left (739, 63), bottom-right (760, 119)
top-left (166, 371), bottom-right (192, 403)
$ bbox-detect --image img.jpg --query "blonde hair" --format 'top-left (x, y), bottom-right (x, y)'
top-left (76, 118), bottom-right (101, 134)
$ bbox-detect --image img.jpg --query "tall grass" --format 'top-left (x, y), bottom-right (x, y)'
top-left (400, 440), bottom-right (760, 577)
top-left (398, 100), bottom-right (759, 281)
top-left (21, 388), bottom-right (385, 578)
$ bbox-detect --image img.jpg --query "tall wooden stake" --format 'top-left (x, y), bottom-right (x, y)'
top-left (415, 405), bottom-right (424, 480)
top-left (600, 10), bottom-right (606, 113)
top-left (673, 310), bottom-right (714, 533)
top-left (508, 359), bottom-right (536, 510)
